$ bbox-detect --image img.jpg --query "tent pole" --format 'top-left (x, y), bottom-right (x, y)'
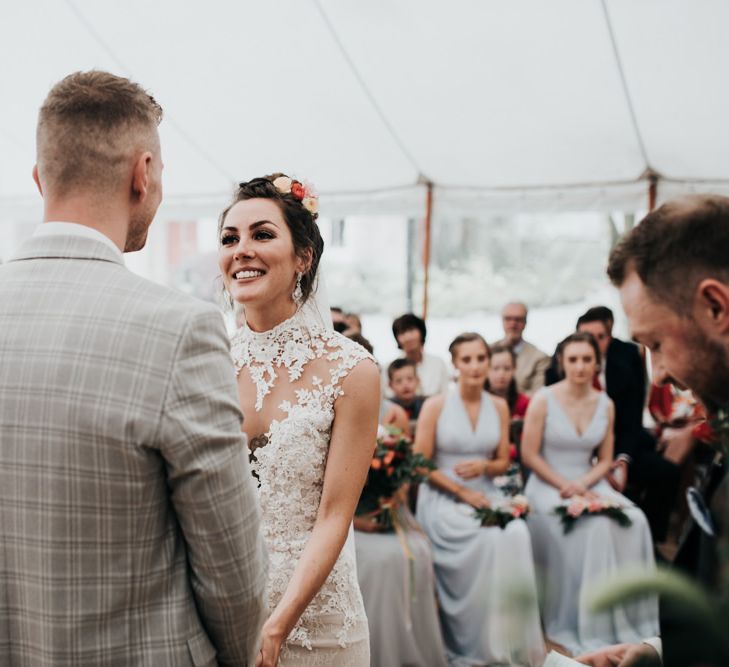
top-left (422, 182), bottom-right (433, 319)
top-left (648, 173), bottom-right (658, 212)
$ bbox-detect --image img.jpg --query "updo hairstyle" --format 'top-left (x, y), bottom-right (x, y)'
top-left (218, 173), bottom-right (324, 304)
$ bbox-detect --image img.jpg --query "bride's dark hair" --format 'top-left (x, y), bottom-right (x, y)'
top-left (218, 173), bottom-right (325, 304)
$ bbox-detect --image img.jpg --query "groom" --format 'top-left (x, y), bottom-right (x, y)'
top-left (0, 71), bottom-right (266, 665)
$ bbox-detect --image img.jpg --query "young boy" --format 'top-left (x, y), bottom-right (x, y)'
top-left (388, 358), bottom-right (427, 422)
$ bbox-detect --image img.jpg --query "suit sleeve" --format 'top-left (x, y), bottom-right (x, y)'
top-left (155, 306), bottom-right (267, 666)
top-left (611, 352), bottom-right (650, 460)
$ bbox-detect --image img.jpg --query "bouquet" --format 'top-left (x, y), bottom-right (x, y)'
top-left (356, 426), bottom-right (435, 530)
top-left (474, 494), bottom-right (530, 528)
top-left (554, 495), bottom-right (632, 534)
top-left (493, 462), bottom-right (524, 497)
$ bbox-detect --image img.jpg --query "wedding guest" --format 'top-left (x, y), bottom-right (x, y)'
top-left (580, 195), bottom-right (729, 667)
top-left (521, 332), bottom-right (659, 655)
top-left (0, 71), bottom-right (267, 665)
top-left (415, 332), bottom-right (545, 666)
top-left (388, 358), bottom-right (427, 422)
top-left (485, 343), bottom-right (530, 419)
top-left (390, 313), bottom-right (450, 396)
top-left (494, 301), bottom-right (550, 395)
top-left (330, 306), bottom-right (349, 333)
top-left (576, 307), bottom-right (680, 544)
top-left (354, 423), bottom-right (446, 666)
top-left (347, 332), bottom-right (411, 435)
top-left (345, 312), bottom-right (362, 334)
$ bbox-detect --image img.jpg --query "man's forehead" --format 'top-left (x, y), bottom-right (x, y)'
top-left (503, 304), bottom-right (527, 317)
top-left (618, 271), bottom-right (665, 339)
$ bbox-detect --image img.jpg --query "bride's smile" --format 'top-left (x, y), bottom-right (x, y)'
top-left (219, 197), bottom-right (307, 330)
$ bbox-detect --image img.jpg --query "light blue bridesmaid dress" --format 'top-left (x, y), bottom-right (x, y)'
top-left (524, 387), bottom-right (659, 655)
top-left (416, 390), bottom-right (545, 667)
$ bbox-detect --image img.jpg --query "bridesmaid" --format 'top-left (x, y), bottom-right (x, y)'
top-left (521, 332), bottom-right (659, 655)
top-left (414, 332), bottom-right (545, 667)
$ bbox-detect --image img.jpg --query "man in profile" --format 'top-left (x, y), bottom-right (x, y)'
top-left (0, 71), bottom-right (266, 665)
top-left (579, 194), bottom-right (729, 667)
top-left (494, 301), bottom-right (550, 395)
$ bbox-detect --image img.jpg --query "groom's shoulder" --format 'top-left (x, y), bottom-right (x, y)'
top-left (116, 271), bottom-right (223, 333)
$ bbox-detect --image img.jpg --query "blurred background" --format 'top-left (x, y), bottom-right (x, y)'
top-left (3, 0), bottom-right (729, 362)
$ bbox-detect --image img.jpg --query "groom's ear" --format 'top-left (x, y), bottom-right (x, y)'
top-left (131, 151), bottom-right (153, 201)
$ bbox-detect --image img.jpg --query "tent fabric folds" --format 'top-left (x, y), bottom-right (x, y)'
top-left (2, 0), bottom-right (729, 220)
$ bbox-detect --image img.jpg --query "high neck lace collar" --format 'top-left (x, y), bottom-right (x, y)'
top-left (232, 309), bottom-right (326, 411)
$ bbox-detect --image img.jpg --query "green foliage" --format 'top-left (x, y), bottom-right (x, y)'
top-left (355, 427), bottom-right (434, 530)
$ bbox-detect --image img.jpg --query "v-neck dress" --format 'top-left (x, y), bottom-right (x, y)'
top-left (416, 390), bottom-right (545, 667)
top-left (524, 387), bottom-right (659, 655)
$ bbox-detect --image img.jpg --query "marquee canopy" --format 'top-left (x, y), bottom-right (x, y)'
top-left (2, 0), bottom-right (728, 221)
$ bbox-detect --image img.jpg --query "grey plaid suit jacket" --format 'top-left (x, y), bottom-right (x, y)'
top-left (0, 234), bottom-right (267, 666)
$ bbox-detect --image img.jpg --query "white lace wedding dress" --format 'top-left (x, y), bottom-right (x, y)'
top-left (230, 310), bottom-right (374, 666)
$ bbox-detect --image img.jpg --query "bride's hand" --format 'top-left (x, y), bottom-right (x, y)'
top-left (457, 488), bottom-right (490, 509)
top-left (255, 621), bottom-right (286, 667)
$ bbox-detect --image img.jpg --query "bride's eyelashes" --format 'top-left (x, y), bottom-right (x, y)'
top-left (253, 229), bottom-right (275, 241)
top-left (220, 230), bottom-right (276, 246)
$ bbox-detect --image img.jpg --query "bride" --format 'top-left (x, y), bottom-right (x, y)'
top-left (218, 174), bottom-right (380, 666)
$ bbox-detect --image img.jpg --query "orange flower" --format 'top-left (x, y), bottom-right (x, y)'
top-left (383, 451), bottom-right (395, 466)
top-left (370, 458), bottom-right (382, 470)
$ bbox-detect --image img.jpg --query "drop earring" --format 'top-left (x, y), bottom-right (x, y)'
top-left (292, 272), bottom-right (303, 306)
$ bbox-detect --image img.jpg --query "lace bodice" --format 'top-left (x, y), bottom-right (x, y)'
top-left (230, 311), bottom-right (375, 650)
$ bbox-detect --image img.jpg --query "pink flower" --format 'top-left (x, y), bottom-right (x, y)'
top-left (588, 500), bottom-right (603, 513)
top-left (272, 176), bottom-right (292, 194)
top-left (567, 498), bottom-right (586, 517)
top-left (302, 196), bottom-right (318, 215)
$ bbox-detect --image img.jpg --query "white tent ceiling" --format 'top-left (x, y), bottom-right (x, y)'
top-left (2, 0), bottom-right (729, 221)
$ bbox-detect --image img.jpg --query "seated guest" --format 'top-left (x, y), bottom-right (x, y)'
top-left (349, 332), bottom-right (411, 434)
top-left (345, 312), bottom-right (362, 334)
top-left (330, 306), bottom-right (349, 333)
top-left (522, 332), bottom-right (659, 655)
top-left (485, 343), bottom-right (530, 419)
top-left (354, 422), bottom-right (446, 666)
top-left (415, 333), bottom-right (545, 667)
top-left (576, 307), bottom-right (680, 544)
top-left (389, 313), bottom-right (450, 396)
top-left (381, 399), bottom-right (410, 434)
top-left (388, 358), bottom-right (427, 422)
top-left (354, 502), bottom-right (447, 667)
top-left (493, 301), bottom-right (550, 395)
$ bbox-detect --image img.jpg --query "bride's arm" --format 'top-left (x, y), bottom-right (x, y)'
top-left (257, 359), bottom-right (380, 666)
top-left (580, 399), bottom-right (615, 489)
top-left (520, 392), bottom-right (571, 491)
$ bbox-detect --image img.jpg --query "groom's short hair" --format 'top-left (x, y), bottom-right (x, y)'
top-left (36, 70), bottom-right (163, 196)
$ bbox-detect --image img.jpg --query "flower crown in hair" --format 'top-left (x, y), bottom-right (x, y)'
top-left (271, 175), bottom-right (319, 216)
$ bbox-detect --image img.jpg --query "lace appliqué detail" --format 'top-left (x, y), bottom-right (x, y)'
top-left (230, 312), bottom-right (374, 651)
